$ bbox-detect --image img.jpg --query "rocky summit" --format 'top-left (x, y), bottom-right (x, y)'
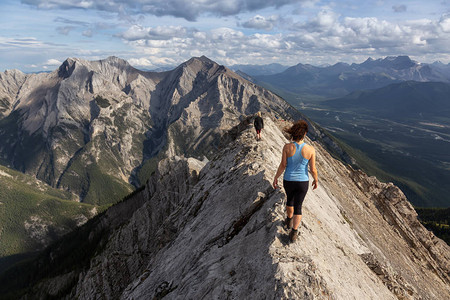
top-left (3, 115), bottom-right (448, 299)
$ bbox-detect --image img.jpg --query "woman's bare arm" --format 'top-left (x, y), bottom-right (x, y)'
top-left (309, 147), bottom-right (318, 190)
top-left (273, 144), bottom-right (288, 189)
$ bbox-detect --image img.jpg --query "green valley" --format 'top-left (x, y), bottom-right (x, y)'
top-left (0, 165), bottom-right (100, 271)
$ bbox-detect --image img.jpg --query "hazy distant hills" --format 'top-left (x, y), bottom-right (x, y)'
top-left (324, 81), bottom-right (450, 120)
top-left (229, 63), bottom-right (288, 76)
top-left (252, 56), bottom-right (450, 100)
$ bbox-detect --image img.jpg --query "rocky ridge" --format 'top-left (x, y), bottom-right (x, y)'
top-left (4, 115), bottom-right (448, 299)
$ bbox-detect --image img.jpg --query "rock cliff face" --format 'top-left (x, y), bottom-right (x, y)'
top-left (0, 56), bottom-right (296, 205)
top-left (0, 69), bottom-right (27, 118)
top-left (5, 116), bottom-right (448, 299)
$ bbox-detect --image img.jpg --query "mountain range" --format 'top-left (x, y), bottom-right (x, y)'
top-left (0, 56), bottom-right (298, 206)
top-left (251, 56), bottom-right (450, 100)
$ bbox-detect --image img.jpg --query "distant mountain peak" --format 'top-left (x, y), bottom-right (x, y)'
top-left (178, 55), bottom-right (233, 80)
top-left (389, 55), bottom-right (417, 69)
top-left (184, 55), bottom-right (216, 67)
top-left (388, 55), bottom-right (413, 62)
top-left (432, 61), bottom-right (448, 67)
top-left (332, 62), bottom-right (349, 66)
top-left (356, 55), bottom-right (418, 71)
top-left (58, 57), bottom-right (78, 79)
top-left (105, 55), bottom-right (121, 61)
top-left (56, 56), bottom-right (137, 80)
top-left (3, 69), bottom-right (25, 76)
top-left (62, 57), bottom-right (89, 66)
top-left (198, 55), bottom-right (213, 62)
top-left (99, 56), bottom-right (131, 66)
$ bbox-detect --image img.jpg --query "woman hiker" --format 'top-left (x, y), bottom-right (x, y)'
top-left (254, 112), bottom-right (264, 141)
top-left (272, 120), bottom-right (318, 242)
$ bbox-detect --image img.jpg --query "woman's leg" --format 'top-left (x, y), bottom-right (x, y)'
top-left (292, 215), bottom-right (302, 230)
top-left (286, 206), bottom-right (294, 218)
top-left (292, 181), bottom-right (309, 230)
top-left (284, 180), bottom-right (295, 228)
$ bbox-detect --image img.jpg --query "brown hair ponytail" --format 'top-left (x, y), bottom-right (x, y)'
top-left (284, 120), bottom-right (308, 141)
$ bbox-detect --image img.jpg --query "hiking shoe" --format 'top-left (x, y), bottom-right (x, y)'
top-left (284, 217), bottom-right (292, 229)
top-left (289, 229), bottom-right (298, 243)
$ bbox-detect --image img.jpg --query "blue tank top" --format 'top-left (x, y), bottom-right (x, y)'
top-left (284, 142), bottom-right (309, 182)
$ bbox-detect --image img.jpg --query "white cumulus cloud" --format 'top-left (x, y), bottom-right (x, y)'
top-left (128, 56), bottom-right (178, 69)
top-left (439, 14), bottom-right (450, 32)
top-left (242, 15), bottom-right (279, 30)
top-left (118, 25), bottom-right (188, 41)
top-left (44, 59), bottom-right (62, 65)
top-left (114, 7), bottom-right (450, 68)
top-left (128, 58), bottom-right (153, 67)
top-left (7, 2), bottom-right (450, 70)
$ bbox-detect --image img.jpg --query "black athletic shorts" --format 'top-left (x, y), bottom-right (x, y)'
top-left (283, 180), bottom-right (309, 215)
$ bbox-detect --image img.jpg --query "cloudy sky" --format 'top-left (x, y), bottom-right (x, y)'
top-left (1, 0), bottom-right (450, 72)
